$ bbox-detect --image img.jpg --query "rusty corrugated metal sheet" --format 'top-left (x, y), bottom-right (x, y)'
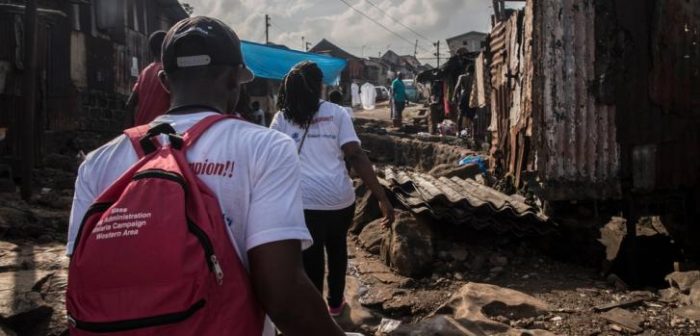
top-left (534, 0), bottom-right (620, 200)
top-left (380, 166), bottom-right (554, 237)
top-left (486, 0), bottom-right (698, 204)
top-left (487, 0), bottom-right (621, 200)
top-left (487, 6), bottom-right (534, 188)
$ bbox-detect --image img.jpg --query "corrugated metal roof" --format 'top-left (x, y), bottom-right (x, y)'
top-left (379, 166), bottom-right (554, 237)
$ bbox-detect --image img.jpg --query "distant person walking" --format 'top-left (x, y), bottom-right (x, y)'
top-left (271, 61), bottom-right (394, 317)
top-left (126, 31), bottom-right (170, 127)
top-left (391, 73), bottom-right (407, 127)
top-left (351, 82), bottom-right (361, 107)
top-left (329, 90), bottom-right (353, 118)
top-left (454, 70), bottom-right (475, 136)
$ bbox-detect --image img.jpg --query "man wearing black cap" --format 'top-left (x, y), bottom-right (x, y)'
top-left (68, 17), bottom-right (346, 336)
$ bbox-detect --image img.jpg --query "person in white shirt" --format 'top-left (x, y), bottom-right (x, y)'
top-left (270, 61), bottom-right (395, 317)
top-left (68, 16), bottom-right (346, 336)
top-left (328, 90), bottom-right (354, 119)
top-left (351, 81), bottom-right (361, 107)
top-left (251, 101), bottom-right (267, 126)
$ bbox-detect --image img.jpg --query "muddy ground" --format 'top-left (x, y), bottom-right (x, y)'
top-left (1, 188), bottom-right (699, 336)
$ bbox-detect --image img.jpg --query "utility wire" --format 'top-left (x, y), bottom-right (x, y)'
top-left (364, 0), bottom-right (431, 42)
top-left (335, 0), bottom-right (431, 53)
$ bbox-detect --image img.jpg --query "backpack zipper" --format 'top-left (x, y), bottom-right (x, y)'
top-left (73, 202), bottom-right (113, 252)
top-left (187, 219), bottom-right (224, 285)
top-left (68, 299), bottom-right (206, 332)
top-left (133, 169), bottom-right (225, 285)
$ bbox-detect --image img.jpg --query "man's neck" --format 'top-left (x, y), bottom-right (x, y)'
top-left (168, 104), bottom-right (221, 115)
top-left (169, 96), bottom-right (227, 115)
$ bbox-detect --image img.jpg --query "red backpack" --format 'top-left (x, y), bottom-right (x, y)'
top-left (66, 115), bottom-right (264, 335)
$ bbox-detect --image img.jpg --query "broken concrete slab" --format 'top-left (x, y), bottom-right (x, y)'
top-left (666, 271), bottom-right (700, 293)
top-left (600, 308), bottom-right (644, 334)
top-left (690, 282), bottom-right (700, 307)
top-left (432, 282), bottom-right (550, 335)
top-left (673, 306), bottom-right (700, 321)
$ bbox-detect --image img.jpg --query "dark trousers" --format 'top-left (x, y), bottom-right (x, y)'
top-left (302, 204), bottom-right (355, 307)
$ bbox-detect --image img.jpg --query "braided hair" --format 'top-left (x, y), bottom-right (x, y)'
top-left (277, 61), bottom-right (323, 127)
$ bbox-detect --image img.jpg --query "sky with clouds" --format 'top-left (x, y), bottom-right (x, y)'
top-left (182, 0), bottom-right (516, 66)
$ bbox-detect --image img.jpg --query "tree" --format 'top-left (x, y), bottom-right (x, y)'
top-left (180, 2), bottom-right (194, 15)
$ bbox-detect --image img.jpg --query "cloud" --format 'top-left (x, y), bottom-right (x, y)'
top-left (183, 0), bottom-right (492, 64)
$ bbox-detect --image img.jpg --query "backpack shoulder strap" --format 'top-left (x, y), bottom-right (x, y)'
top-left (123, 125), bottom-right (151, 158)
top-left (124, 123), bottom-right (179, 158)
top-left (182, 114), bottom-right (235, 149)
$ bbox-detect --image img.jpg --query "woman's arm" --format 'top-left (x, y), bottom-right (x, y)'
top-left (342, 142), bottom-right (395, 226)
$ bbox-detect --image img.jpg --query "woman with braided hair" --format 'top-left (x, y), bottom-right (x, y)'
top-left (270, 61), bottom-right (394, 317)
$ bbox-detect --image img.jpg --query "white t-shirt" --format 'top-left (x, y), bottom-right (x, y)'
top-left (270, 101), bottom-right (360, 211)
top-left (68, 112), bottom-right (312, 336)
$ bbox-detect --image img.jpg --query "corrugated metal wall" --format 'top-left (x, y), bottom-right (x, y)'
top-left (486, 0), bottom-right (622, 200)
top-left (487, 0), bottom-right (698, 201)
top-left (534, 0), bottom-right (621, 200)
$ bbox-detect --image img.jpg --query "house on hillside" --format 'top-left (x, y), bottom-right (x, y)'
top-left (446, 31), bottom-right (487, 55)
top-left (0, 0), bottom-right (188, 170)
top-left (310, 39), bottom-right (364, 100)
top-left (380, 50), bottom-right (423, 79)
top-left (363, 58), bottom-right (389, 86)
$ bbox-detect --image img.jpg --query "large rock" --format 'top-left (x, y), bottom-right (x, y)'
top-left (359, 219), bottom-right (387, 255)
top-left (600, 308), bottom-right (644, 333)
top-left (380, 211), bottom-right (434, 277)
top-left (351, 184), bottom-right (381, 234)
top-left (666, 271), bottom-right (700, 293)
top-left (690, 281), bottom-right (700, 307)
top-left (431, 283), bottom-right (550, 335)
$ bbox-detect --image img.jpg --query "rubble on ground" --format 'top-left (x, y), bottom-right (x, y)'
top-left (0, 190), bottom-right (70, 336)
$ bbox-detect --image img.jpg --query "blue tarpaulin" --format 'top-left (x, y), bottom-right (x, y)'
top-left (241, 41), bottom-right (347, 85)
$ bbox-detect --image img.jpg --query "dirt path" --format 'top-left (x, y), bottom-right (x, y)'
top-left (338, 235), bottom-right (700, 335)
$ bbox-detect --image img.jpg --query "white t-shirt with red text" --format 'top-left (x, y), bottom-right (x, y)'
top-left (68, 112), bottom-right (312, 336)
top-left (270, 101), bottom-right (360, 211)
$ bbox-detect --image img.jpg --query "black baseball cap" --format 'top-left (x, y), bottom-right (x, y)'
top-left (162, 16), bottom-right (254, 83)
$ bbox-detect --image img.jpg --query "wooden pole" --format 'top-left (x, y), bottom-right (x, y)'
top-left (21, 0), bottom-right (38, 201)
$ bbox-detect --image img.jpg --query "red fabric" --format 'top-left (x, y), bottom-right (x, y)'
top-left (443, 81), bottom-right (452, 117)
top-left (133, 62), bottom-right (170, 126)
top-left (67, 115), bottom-right (264, 335)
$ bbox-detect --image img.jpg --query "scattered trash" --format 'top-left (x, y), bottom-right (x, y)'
top-left (458, 155), bottom-right (487, 173)
top-left (593, 298), bottom-right (647, 313)
top-left (377, 318), bottom-right (402, 333)
top-left (600, 308), bottom-right (644, 333)
top-left (437, 120), bottom-right (457, 136)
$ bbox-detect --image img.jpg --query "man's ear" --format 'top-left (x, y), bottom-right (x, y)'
top-left (226, 67), bottom-right (241, 91)
top-left (158, 70), bottom-right (171, 94)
